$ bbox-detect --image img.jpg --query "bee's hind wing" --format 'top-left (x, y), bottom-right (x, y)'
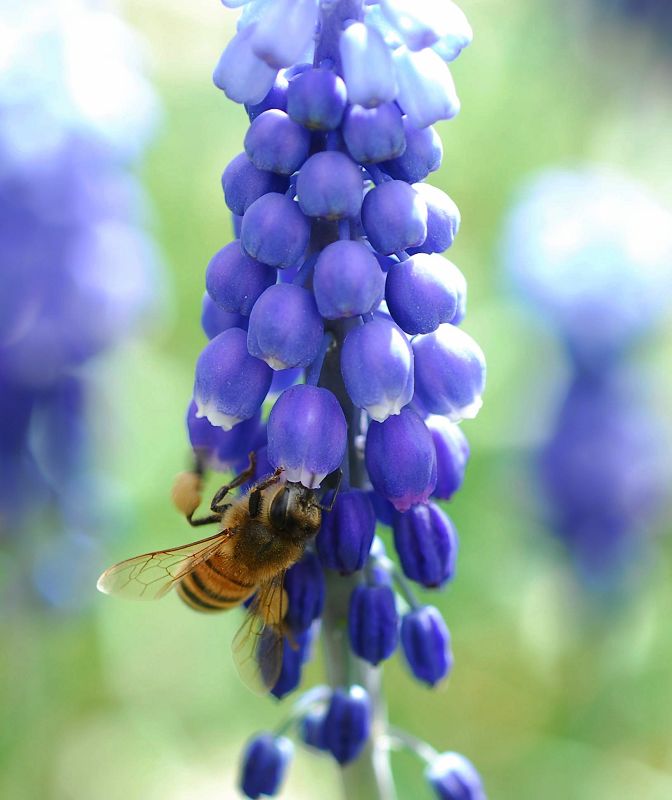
top-left (96, 529), bottom-right (237, 601)
top-left (232, 573), bottom-right (288, 694)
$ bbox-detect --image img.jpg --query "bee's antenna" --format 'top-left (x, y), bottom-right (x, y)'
top-left (318, 468), bottom-right (343, 512)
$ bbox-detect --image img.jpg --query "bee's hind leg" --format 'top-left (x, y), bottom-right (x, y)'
top-left (176, 453), bottom-right (255, 527)
top-left (186, 511), bottom-right (222, 527)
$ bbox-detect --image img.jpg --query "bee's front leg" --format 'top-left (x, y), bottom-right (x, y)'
top-left (248, 467), bottom-right (284, 518)
top-left (177, 453), bottom-right (257, 527)
top-left (209, 451), bottom-right (257, 513)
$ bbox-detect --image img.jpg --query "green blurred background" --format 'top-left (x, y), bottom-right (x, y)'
top-left (2, 1), bottom-right (672, 798)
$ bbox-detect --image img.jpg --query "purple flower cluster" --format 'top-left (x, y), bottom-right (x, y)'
top-left (195, 2), bottom-right (485, 502)
top-left (504, 169), bottom-right (672, 592)
top-left (186, 1), bottom-right (486, 796)
top-left (0, 2), bottom-right (161, 608)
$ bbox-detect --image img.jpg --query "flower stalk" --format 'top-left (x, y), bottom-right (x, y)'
top-left (319, 313), bottom-right (396, 800)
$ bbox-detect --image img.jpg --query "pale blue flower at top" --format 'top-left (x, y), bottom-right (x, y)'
top-left (340, 21), bottom-right (398, 107)
top-left (251, 0), bottom-right (319, 68)
top-left (393, 46), bottom-right (460, 128)
top-left (379, 0), bottom-right (472, 53)
top-left (213, 25), bottom-right (279, 105)
top-left (216, 0), bottom-right (473, 123)
top-left (365, 0), bottom-right (472, 60)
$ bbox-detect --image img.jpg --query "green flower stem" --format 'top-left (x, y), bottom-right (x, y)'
top-left (311, 4), bottom-right (396, 795)
top-left (318, 322), bottom-right (396, 800)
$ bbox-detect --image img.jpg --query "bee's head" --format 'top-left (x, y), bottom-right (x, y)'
top-left (269, 483), bottom-right (321, 541)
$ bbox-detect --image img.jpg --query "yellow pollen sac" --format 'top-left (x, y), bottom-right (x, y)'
top-left (171, 471), bottom-right (203, 516)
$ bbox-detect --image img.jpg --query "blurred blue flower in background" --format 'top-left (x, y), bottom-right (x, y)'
top-left (595, 0), bottom-right (672, 35)
top-left (540, 370), bottom-right (668, 589)
top-left (503, 169), bottom-right (672, 369)
top-left (0, 0), bottom-right (163, 610)
top-left (503, 169), bottom-right (672, 593)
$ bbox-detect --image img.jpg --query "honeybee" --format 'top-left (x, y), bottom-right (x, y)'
top-left (97, 452), bottom-right (338, 690)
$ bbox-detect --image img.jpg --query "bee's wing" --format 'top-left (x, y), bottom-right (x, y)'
top-left (232, 573), bottom-right (288, 694)
top-left (97, 529), bottom-right (237, 600)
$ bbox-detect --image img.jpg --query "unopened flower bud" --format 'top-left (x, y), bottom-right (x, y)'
top-left (222, 152), bottom-right (288, 216)
top-left (393, 502), bottom-right (458, 587)
top-left (425, 751), bottom-right (486, 800)
top-left (287, 68), bottom-right (347, 130)
top-left (247, 284), bottom-right (324, 370)
top-left (383, 117), bottom-right (442, 183)
top-left (284, 552), bottom-right (325, 634)
top-left (410, 184), bottom-right (460, 254)
top-left (369, 491), bottom-right (397, 526)
top-left (348, 583), bottom-right (399, 665)
top-left (244, 109), bottom-right (311, 176)
top-left (245, 72), bottom-right (289, 121)
top-left (270, 627), bottom-right (315, 700)
top-left (205, 241), bottom-right (277, 316)
top-left (241, 192), bottom-right (310, 268)
top-left (362, 180), bottom-right (427, 255)
top-left (323, 686), bottom-right (372, 765)
top-left (313, 240), bottom-right (385, 319)
top-left (239, 733), bottom-right (293, 799)
top-left (401, 605), bottom-right (453, 686)
top-left (426, 415), bottom-right (469, 500)
top-left (187, 400), bottom-right (263, 470)
top-left (386, 253), bottom-right (461, 335)
top-left (300, 709), bottom-right (328, 750)
top-left (316, 489), bottom-right (376, 573)
top-left (297, 152), bottom-right (364, 220)
top-left (201, 293), bottom-right (247, 339)
top-left (365, 408), bottom-right (437, 512)
top-left (342, 102), bottom-right (406, 164)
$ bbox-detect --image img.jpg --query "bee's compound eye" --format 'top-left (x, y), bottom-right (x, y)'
top-left (269, 488), bottom-right (291, 530)
top-left (248, 488), bottom-right (262, 518)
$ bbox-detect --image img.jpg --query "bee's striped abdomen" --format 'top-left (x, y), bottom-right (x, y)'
top-left (177, 558), bottom-right (255, 613)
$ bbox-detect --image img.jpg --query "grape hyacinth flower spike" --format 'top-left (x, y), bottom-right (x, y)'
top-left (178, 1), bottom-right (487, 797)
